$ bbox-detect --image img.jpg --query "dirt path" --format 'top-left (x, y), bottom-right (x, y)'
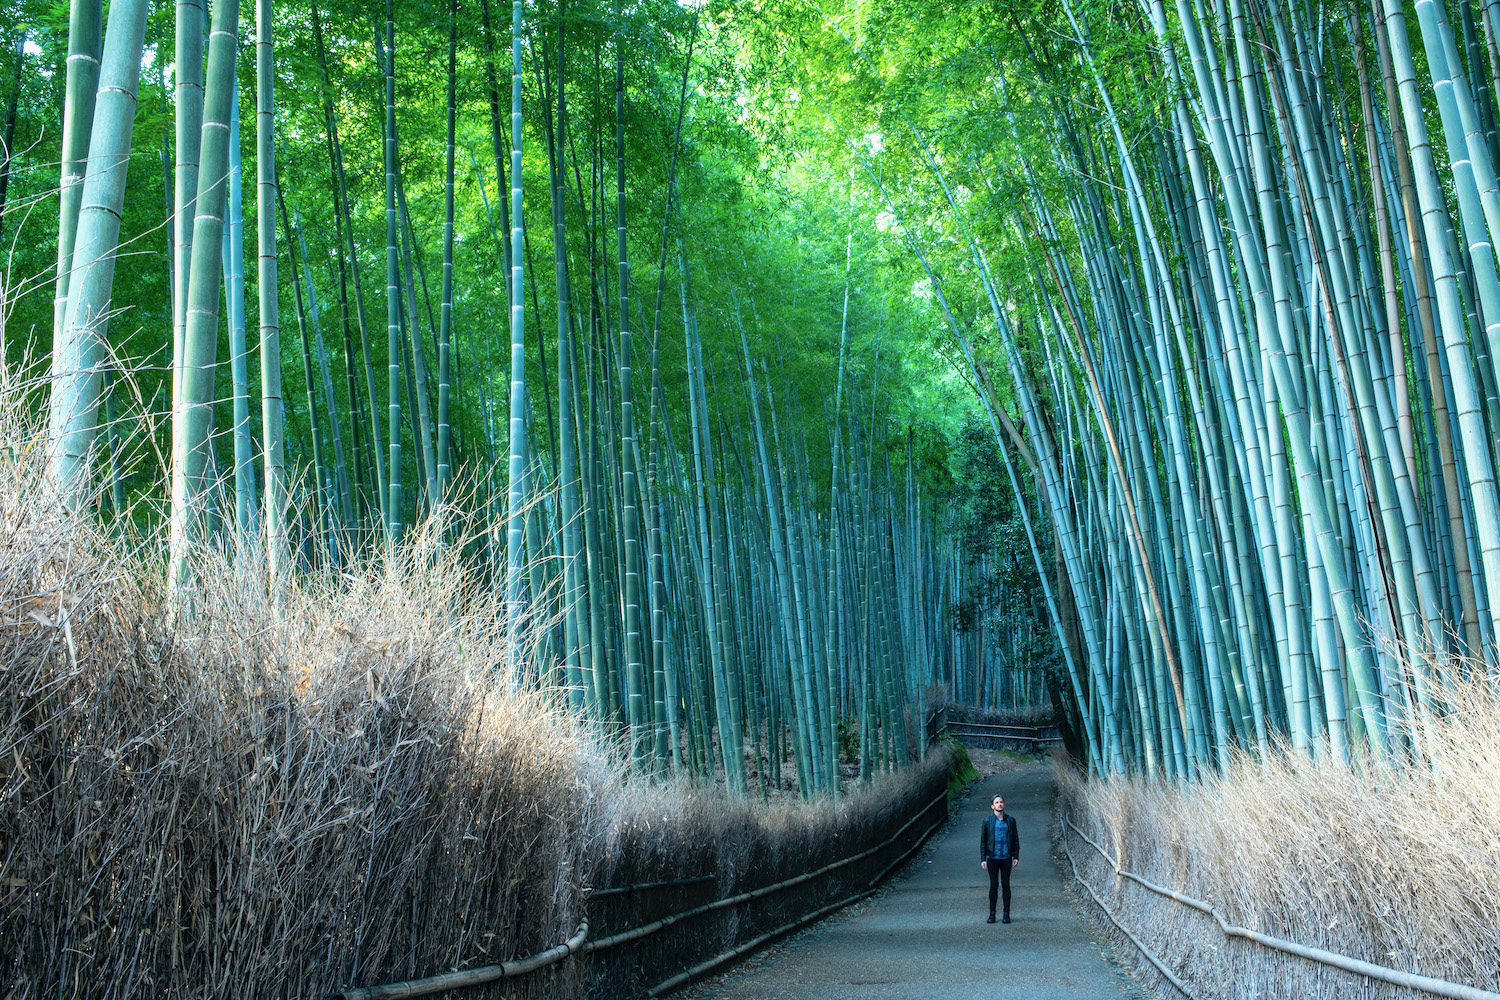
top-left (681, 761), bottom-right (1146, 999)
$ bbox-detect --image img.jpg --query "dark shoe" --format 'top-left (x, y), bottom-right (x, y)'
top-left (1002, 914), bottom-right (1011, 923)
top-left (986, 913), bottom-right (996, 923)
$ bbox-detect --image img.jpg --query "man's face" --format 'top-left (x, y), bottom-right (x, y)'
top-left (992, 797), bottom-right (1004, 813)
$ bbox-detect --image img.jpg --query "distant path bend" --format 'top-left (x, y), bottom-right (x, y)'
top-left (684, 761), bottom-right (1143, 999)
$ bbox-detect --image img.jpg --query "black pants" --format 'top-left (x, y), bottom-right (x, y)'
top-left (987, 858), bottom-right (1013, 915)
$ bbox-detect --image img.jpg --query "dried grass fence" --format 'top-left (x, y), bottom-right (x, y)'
top-left (1058, 690), bottom-right (1500, 1000)
top-left (584, 747), bottom-right (954, 998)
top-left (0, 428), bottom-right (606, 998)
top-left (0, 388), bottom-right (961, 999)
top-left (327, 748), bottom-right (954, 1000)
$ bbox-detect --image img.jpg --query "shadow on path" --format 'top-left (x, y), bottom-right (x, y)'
top-left (682, 761), bottom-right (1145, 999)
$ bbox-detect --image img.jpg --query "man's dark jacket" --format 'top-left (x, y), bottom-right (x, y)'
top-left (980, 812), bottom-right (1020, 862)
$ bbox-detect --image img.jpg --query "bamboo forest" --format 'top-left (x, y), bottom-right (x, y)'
top-left (11, 0), bottom-right (1500, 782)
top-left (13, 0), bottom-right (1500, 995)
top-left (9, 0), bottom-right (1500, 777)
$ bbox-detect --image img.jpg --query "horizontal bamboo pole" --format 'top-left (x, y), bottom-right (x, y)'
top-left (862, 809), bottom-right (950, 888)
top-left (331, 922), bottom-right (589, 1000)
top-left (1065, 821), bottom-right (1500, 1000)
top-left (1060, 821), bottom-right (1193, 997)
top-left (646, 890), bottom-right (877, 997)
top-left (588, 874), bottom-right (716, 900)
top-left (939, 721), bottom-right (1058, 736)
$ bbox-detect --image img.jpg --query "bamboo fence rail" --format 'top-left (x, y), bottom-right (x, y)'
top-left (1063, 819), bottom-right (1500, 1000)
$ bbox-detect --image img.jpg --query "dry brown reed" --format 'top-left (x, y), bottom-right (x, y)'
top-left (0, 387), bottom-right (611, 999)
top-left (1059, 691), bottom-right (1500, 999)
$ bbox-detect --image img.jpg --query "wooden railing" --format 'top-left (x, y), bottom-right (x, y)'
top-left (929, 709), bottom-right (1060, 753)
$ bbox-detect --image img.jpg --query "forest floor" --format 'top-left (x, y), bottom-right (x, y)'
top-left (675, 759), bottom-right (1149, 999)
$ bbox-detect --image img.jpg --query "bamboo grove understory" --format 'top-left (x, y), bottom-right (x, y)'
top-left (14, 0), bottom-right (1496, 786)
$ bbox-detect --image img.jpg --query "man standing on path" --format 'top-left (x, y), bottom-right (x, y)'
top-left (980, 794), bottom-right (1020, 924)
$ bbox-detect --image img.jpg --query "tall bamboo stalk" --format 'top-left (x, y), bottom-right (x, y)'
top-left (52, 0), bottom-right (102, 351)
top-left (256, 0), bottom-right (285, 583)
top-left (382, 0), bottom-right (403, 546)
top-left (505, 0), bottom-right (528, 667)
top-left (168, 0), bottom-right (239, 597)
top-left (436, 0), bottom-right (457, 506)
top-left (47, 0), bottom-right (146, 507)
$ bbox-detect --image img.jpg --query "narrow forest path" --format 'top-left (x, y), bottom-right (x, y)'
top-left (681, 761), bottom-right (1146, 1000)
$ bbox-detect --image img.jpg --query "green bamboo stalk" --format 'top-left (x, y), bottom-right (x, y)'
top-left (313, 0), bottom-right (383, 528)
top-left (171, 0), bottom-right (203, 403)
top-left (505, 0), bottom-right (528, 669)
top-left (681, 256), bottom-right (744, 791)
top-left (436, 0), bottom-right (456, 506)
top-left (224, 79), bottom-right (253, 549)
top-left (381, 3), bottom-right (402, 546)
top-left (168, 0), bottom-right (239, 596)
top-left (614, 13), bottom-right (648, 761)
top-left (52, 0), bottom-right (101, 350)
top-left (544, 8), bottom-right (586, 709)
top-left (479, 0), bottom-right (514, 313)
top-left (397, 190), bottom-right (436, 513)
top-left (47, 0), bottom-right (147, 507)
top-left (256, 0), bottom-right (285, 583)
top-left (313, 240), bottom-right (354, 524)
top-left (278, 188), bottom-right (330, 550)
